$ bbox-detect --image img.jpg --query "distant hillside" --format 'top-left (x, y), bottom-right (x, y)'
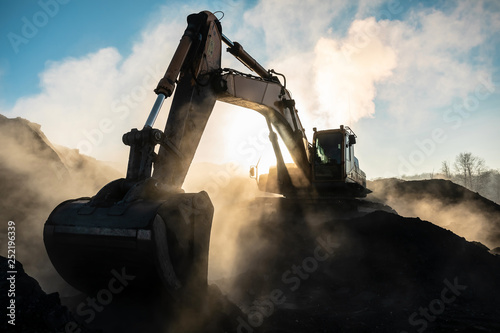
top-left (0, 114), bottom-right (121, 293)
top-left (368, 178), bottom-right (500, 250)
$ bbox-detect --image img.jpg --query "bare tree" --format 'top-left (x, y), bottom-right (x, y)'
top-left (441, 161), bottom-right (451, 179)
top-left (473, 158), bottom-right (487, 191)
top-left (453, 152), bottom-right (486, 190)
top-left (454, 153), bottom-right (470, 187)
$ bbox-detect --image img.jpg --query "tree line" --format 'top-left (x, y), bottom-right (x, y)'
top-left (441, 152), bottom-right (500, 203)
top-left (400, 152), bottom-right (500, 204)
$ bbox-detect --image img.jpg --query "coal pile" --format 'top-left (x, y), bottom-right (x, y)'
top-left (6, 208), bottom-right (500, 332)
top-left (368, 178), bottom-right (500, 250)
top-left (0, 257), bottom-right (98, 333)
top-left (0, 115), bottom-right (120, 294)
top-left (226, 208), bottom-right (500, 332)
top-left (0, 255), bottom-right (247, 333)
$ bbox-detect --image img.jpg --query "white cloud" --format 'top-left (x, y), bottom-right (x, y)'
top-left (241, 0), bottom-right (348, 57)
top-left (374, 1), bottom-right (498, 124)
top-left (229, 0), bottom-right (499, 176)
top-left (240, 6), bottom-right (398, 132)
top-left (277, 0), bottom-right (497, 131)
top-left (5, 11), bottom-right (187, 165)
top-left (11, 47), bottom-right (123, 146)
top-left (312, 18), bottom-right (397, 127)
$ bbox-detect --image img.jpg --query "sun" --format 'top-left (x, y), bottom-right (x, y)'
top-left (192, 102), bottom-right (294, 177)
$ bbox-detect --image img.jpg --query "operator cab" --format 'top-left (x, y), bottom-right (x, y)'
top-left (253, 125), bottom-right (369, 198)
top-left (312, 126), bottom-right (367, 196)
top-left (313, 130), bottom-right (343, 181)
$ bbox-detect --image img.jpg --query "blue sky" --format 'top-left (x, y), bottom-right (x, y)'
top-left (1, 0), bottom-right (499, 179)
top-left (0, 0), bottom-right (165, 103)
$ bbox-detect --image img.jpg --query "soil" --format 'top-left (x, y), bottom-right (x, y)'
top-left (3, 208), bottom-right (500, 332)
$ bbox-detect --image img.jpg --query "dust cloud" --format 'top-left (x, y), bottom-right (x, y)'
top-left (183, 162), bottom-right (349, 318)
top-left (183, 162), bottom-right (265, 281)
top-left (0, 113), bottom-right (284, 300)
top-left (0, 112), bottom-right (276, 297)
top-left (367, 178), bottom-right (500, 250)
top-left (0, 115), bottom-right (121, 294)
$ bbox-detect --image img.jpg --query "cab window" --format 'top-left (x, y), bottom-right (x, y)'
top-left (315, 132), bottom-right (342, 165)
top-left (314, 132), bottom-right (343, 181)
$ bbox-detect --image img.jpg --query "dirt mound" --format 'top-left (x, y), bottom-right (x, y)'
top-left (0, 115), bottom-right (120, 293)
top-left (0, 115), bottom-right (121, 198)
top-left (6, 209), bottom-right (500, 332)
top-left (0, 255), bottom-right (246, 333)
top-left (368, 178), bottom-right (500, 249)
top-left (226, 209), bottom-right (500, 332)
top-left (0, 257), bottom-right (98, 333)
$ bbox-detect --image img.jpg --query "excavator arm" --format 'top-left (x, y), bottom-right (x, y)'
top-left (132, 11), bottom-right (312, 197)
top-left (124, 11), bottom-right (310, 195)
top-left (44, 10), bottom-right (363, 298)
top-left (216, 69), bottom-right (311, 193)
top-left (44, 11), bottom-right (224, 296)
top-left (151, 11), bottom-right (223, 189)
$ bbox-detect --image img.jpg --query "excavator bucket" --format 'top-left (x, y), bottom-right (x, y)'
top-left (44, 182), bottom-right (213, 295)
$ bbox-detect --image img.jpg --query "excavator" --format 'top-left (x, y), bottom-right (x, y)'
top-left (44, 11), bottom-right (373, 296)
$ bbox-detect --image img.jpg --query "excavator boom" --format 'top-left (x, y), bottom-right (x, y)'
top-left (45, 11), bottom-right (222, 295)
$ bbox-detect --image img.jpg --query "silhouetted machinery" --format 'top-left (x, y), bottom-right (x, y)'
top-left (44, 11), bottom-right (371, 295)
